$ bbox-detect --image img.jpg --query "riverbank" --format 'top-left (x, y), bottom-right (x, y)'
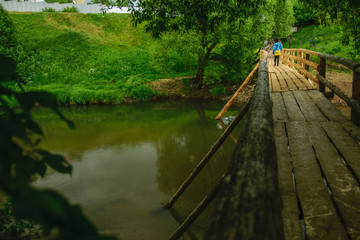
top-left (149, 77), bottom-right (255, 105)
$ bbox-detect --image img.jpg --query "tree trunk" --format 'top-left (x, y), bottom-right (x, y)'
top-left (194, 42), bottom-right (217, 90)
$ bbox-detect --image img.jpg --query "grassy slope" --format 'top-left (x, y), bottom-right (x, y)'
top-left (283, 24), bottom-right (354, 60)
top-left (10, 12), bottom-right (191, 104)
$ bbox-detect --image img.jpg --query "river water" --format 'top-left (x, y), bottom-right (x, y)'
top-left (33, 101), bottom-right (242, 240)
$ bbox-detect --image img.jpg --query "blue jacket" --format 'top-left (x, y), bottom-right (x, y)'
top-left (273, 42), bottom-right (283, 54)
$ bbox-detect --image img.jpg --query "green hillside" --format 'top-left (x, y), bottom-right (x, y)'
top-left (283, 24), bottom-right (354, 60)
top-left (8, 12), bottom-right (197, 104)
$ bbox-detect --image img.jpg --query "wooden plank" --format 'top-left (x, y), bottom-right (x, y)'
top-left (282, 91), bottom-right (305, 122)
top-left (321, 122), bottom-right (360, 182)
top-left (307, 90), bottom-right (349, 122)
top-left (270, 72), bottom-right (282, 92)
top-left (306, 123), bottom-right (360, 240)
top-left (341, 121), bottom-right (360, 143)
top-left (272, 65), bottom-right (290, 91)
top-left (293, 91), bottom-right (328, 122)
top-left (272, 92), bottom-right (289, 122)
top-left (279, 65), bottom-right (307, 90)
top-left (286, 67), bottom-right (316, 90)
top-left (274, 122), bottom-right (302, 240)
top-left (286, 121), bottom-right (348, 240)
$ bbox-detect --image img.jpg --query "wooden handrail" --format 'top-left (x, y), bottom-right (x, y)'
top-left (205, 59), bottom-right (284, 240)
top-left (215, 50), bottom-right (268, 120)
top-left (281, 48), bottom-right (360, 126)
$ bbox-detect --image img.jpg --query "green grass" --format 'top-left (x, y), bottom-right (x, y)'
top-left (284, 24), bottom-right (354, 60)
top-left (8, 12), bottom-right (195, 104)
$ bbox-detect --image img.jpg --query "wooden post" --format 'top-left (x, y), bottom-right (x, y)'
top-left (215, 62), bottom-right (259, 119)
top-left (318, 57), bottom-right (326, 93)
top-left (204, 60), bottom-right (284, 240)
top-left (305, 53), bottom-right (310, 72)
top-left (168, 174), bottom-right (226, 240)
top-left (351, 65), bottom-right (360, 126)
top-left (165, 102), bottom-right (250, 208)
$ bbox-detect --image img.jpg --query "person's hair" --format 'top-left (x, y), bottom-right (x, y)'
top-left (275, 38), bottom-right (279, 42)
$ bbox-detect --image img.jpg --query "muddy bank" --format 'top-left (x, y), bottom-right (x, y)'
top-left (150, 77), bottom-right (255, 105)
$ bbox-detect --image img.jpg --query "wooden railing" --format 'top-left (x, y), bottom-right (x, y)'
top-left (205, 59), bottom-right (284, 239)
top-left (282, 48), bottom-right (360, 126)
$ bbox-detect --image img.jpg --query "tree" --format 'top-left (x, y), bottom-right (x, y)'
top-left (299, 0), bottom-right (360, 60)
top-left (272, 0), bottom-right (295, 39)
top-left (114, 0), bottom-right (267, 88)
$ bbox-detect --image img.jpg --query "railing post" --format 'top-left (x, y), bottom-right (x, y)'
top-left (318, 57), bottom-right (326, 93)
top-left (352, 66), bottom-right (360, 126)
top-left (305, 53), bottom-right (310, 71)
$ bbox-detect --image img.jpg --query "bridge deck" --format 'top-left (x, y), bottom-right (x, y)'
top-left (269, 63), bottom-right (360, 240)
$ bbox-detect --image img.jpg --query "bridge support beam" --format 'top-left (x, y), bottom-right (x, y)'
top-left (352, 66), bottom-right (360, 126)
top-left (204, 59), bottom-right (284, 240)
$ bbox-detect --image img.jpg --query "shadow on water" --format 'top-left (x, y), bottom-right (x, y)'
top-left (33, 100), bottom-right (243, 240)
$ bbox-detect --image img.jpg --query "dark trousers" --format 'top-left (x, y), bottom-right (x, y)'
top-left (274, 55), bottom-right (280, 66)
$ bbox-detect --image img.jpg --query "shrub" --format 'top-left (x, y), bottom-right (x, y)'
top-left (211, 85), bottom-right (226, 97)
top-left (129, 85), bottom-right (154, 101)
top-left (42, 7), bottom-right (56, 12)
top-left (62, 6), bottom-right (78, 12)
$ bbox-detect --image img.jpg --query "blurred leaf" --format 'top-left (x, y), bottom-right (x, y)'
top-left (15, 157), bottom-right (47, 179)
top-left (37, 149), bottom-right (72, 174)
top-left (0, 55), bottom-right (16, 82)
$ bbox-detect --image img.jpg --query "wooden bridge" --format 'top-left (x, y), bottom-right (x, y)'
top-left (165, 49), bottom-right (360, 240)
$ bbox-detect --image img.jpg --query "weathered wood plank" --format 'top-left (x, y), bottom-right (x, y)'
top-left (272, 65), bottom-right (290, 91)
top-left (272, 92), bottom-right (289, 122)
top-left (270, 72), bottom-right (282, 92)
top-left (280, 67), bottom-right (306, 90)
top-left (293, 91), bottom-right (328, 122)
top-left (282, 91), bottom-right (305, 122)
top-left (286, 121), bottom-right (348, 240)
top-left (307, 90), bottom-right (349, 122)
top-left (306, 123), bottom-right (360, 240)
top-left (274, 122), bottom-right (302, 240)
top-left (341, 121), bottom-right (360, 143)
top-left (205, 60), bottom-right (284, 240)
top-left (321, 122), bottom-right (360, 182)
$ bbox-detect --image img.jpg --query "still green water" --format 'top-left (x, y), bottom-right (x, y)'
top-left (33, 101), bottom-right (242, 240)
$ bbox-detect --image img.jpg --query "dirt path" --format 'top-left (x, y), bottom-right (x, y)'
top-left (325, 71), bottom-right (353, 119)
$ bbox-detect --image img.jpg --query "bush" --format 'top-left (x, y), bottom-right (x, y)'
top-left (62, 6), bottom-right (78, 12)
top-left (211, 85), bottom-right (226, 97)
top-left (129, 85), bottom-right (154, 101)
top-left (42, 7), bottom-right (56, 12)
top-left (0, 5), bottom-right (19, 59)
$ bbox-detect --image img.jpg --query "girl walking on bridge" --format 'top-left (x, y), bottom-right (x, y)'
top-left (273, 38), bottom-right (283, 66)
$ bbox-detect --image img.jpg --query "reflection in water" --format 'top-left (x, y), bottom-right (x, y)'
top-left (33, 101), bottom-right (241, 240)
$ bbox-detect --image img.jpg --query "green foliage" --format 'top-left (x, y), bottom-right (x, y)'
top-left (0, 5), bottom-right (18, 59)
top-left (42, 7), bottom-right (56, 12)
top-left (62, 6), bottom-right (79, 12)
top-left (292, 0), bottom-right (317, 27)
top-left (120, 0), bottom-right (268, 87)
top-left (45, 0), bottom-right (72, 3)
top-left (272, 0), bottom-right (295, 38)
top-left (129, 85), bottom-right (154, 101)
top-left (282, 25), bottom-right (353, 60)
top-left (0, 54), bottom-right (117, 239)
top-left (299, 0), bottom-right (360, 60)
top-left (211, 85), bottom-right (226, 97)
top-left (148, 31), bottom-right (199, 74)
top-left (0, 199), bottom-right (41, 240)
